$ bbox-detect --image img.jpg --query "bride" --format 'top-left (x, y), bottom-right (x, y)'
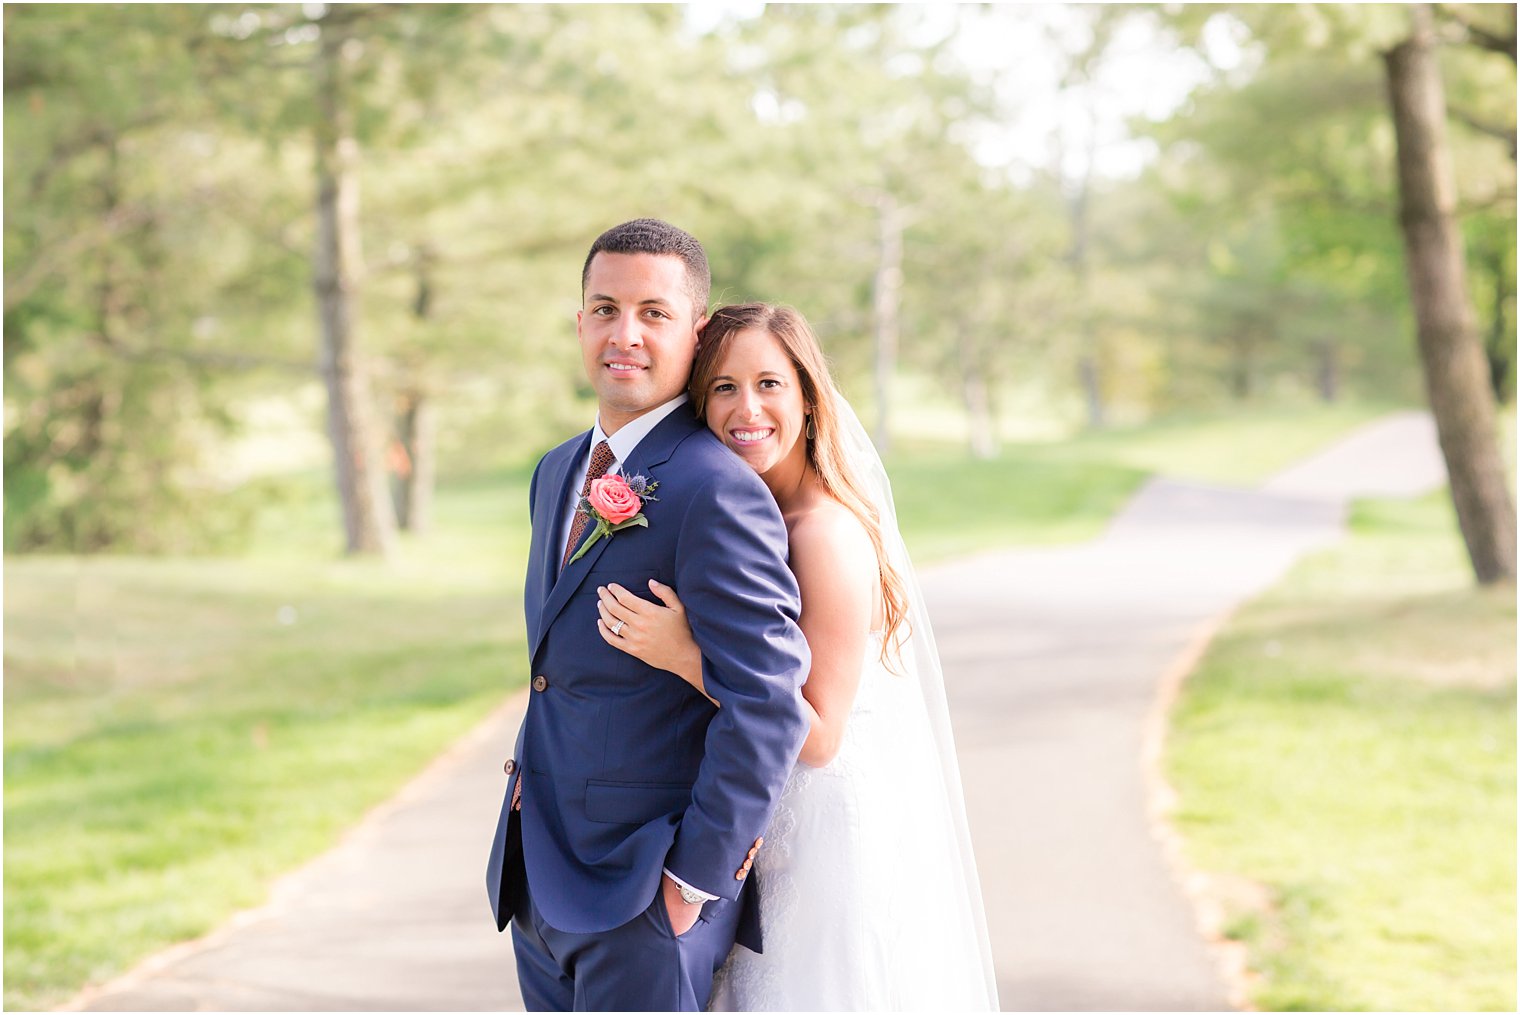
top-left (593, 303), bottom-right (999, 1011)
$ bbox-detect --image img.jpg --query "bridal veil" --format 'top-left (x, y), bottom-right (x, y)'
top-left (835, 396), bottom-right (1000, 1009)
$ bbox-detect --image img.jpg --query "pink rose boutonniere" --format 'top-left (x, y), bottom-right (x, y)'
top-left (567, 472), bottom-right (660, 565)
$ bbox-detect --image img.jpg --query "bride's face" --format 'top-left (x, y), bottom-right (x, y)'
top-left (702, 328), bottom-right (809, 480)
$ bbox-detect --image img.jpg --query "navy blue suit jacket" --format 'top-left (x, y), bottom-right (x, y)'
top-left (486, 405), bottom-right (810, 948)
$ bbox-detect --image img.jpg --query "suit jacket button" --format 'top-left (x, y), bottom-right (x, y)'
top-left (503, 759), bottom-right (517, 775)
top-left (532, 675), bottom-right (548, 692)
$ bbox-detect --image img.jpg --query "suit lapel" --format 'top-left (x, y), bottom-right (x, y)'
top-left (615, 409), bottom-right (690, 483)
top-left (526, 431), bottom-right (590, 652)
top-left (531, 406), bottom-right (701, 661)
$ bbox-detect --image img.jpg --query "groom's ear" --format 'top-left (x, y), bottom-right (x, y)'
top-left (693, 312), bottom-right (710, 345)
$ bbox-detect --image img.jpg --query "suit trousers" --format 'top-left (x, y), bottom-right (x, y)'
top-left (511, 868), bottom-right (743, 1012)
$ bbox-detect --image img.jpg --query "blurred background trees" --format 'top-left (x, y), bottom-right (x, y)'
top-left (5, 2), bottom-right (1514, 578)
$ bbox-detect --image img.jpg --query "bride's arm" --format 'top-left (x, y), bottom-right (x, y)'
top-left (784, 506), bottom-right (875, 767)
top-left (595, 581), bottom-right (711, 701)
top-left (596, 507), bottom-right (877, 765)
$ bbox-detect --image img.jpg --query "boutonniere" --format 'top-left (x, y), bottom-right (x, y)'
top-left (567, 472), bottom-right (660, 565)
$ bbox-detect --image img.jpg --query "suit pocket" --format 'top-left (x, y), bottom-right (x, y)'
top-left (585, 779), bottom-right (691, 825)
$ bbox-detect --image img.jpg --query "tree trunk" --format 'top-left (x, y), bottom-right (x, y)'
top-left (1482, 246), bottom-right (1515, 403)
top-left (1229, 329), bottom-right (1256, 401)
top-left (400, 245), bottom-right (438, 533)
top-left (1065, 107), bottom-right (1107, 430)
top-left (391, 389), bottom-right (435, 535)
top-left (957, 329), bottom-right (997, 459)
top-left (314, 14), bottom-right (394, 557)
top-left (1315, 339), bottom-right (1341, 403)
top-left (871, 193), bottom-right (903, 455)
top-left (1385, 4), bottom-right (1516, 584)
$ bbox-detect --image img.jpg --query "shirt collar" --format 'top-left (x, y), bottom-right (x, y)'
top-left (592, 394), bottom-right (690, 471)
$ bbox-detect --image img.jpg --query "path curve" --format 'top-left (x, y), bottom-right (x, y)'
top-left (63, 411), bottom-right (1446, 1012)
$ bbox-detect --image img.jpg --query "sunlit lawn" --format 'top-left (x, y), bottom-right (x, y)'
top-left (1165, 491), bottom-right (1516, 1011)
top-left (3, 401), bottom-right (1391, 1009)
top-left (3, 472), bottom-right (531, 1012)
top-left (1052, 399), bottom-right (1394, 485)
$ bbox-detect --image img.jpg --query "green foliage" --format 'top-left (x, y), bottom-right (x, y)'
top-left (1146, 3), bottom-right (1513, 408)
top-left (1165, 488), bottom-right (1516, 1011)
top-left (5, 4), bottom-right (1510, 552)
top-left (1466, 211), bottom-right (1517, 404)
top-left (4, 5), bottom-right (304, 552)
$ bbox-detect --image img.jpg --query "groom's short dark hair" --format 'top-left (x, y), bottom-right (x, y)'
top-left (581, 218), bottom-right (711, 316)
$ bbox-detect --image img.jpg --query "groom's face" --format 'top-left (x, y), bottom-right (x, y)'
top-left (578, 252), bottom-right (707, 435)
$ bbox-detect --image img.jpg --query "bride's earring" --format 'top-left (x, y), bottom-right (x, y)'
top-left (805, 413), bottom-right (816, 441)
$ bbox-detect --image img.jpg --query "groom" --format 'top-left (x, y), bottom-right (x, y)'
top-left (486, 219), bottom-right (812, 1011)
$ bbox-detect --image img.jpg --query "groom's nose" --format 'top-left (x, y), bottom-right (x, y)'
top-left (610, 315), bottom-right (643, 350)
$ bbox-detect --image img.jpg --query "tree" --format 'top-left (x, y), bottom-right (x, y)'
top-left (309, 5), bottom-right (395, 555)
top-left (1048, 5), bottom-right (1128, 428)
top-left (2, 5), bottom-right (291, 552)
top-left (1145, 7), bottom-right (1423, 408)
top-left (1385, 3), bottom-right (1516, 584)
top-left (906, 170), bottom-right (1075, 457)
top-left (705, 5), bottom-right (999, 452)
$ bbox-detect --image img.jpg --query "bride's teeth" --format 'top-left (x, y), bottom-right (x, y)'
top-left (734, 430), bottom-right (773, 443)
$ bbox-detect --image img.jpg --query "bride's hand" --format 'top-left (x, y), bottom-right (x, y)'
top-left (596, 581), bottom-right (711, 701)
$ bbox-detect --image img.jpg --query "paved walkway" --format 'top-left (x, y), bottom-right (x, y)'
top-left (63, 411), bottom-right (1447, 1012)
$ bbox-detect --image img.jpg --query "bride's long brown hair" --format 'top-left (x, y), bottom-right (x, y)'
top-left (690, 303), bottom-right (910, 666)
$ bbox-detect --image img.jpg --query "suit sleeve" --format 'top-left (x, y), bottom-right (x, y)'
top-left (664, 469), bottom-right (811, 900)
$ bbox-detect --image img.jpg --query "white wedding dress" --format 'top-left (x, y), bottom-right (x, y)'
top-left (708, 634), bottom-right (998, 1011)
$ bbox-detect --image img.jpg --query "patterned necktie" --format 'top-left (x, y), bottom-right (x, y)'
top-left (562, 440), bottom-right (615, 571)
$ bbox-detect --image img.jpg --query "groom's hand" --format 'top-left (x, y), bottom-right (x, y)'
top-left (661, 875), bottom-right (703, 937)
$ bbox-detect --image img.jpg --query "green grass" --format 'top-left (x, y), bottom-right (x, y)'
top-left (3, 471), bottom-right (533, 1012)
top-left (892, 400), bottom-right (1392, 561)
top-left (2, 401), bottom-right (1391, 1009)
top-left (1053, 400), bottom-right (1393, 485)
top-left (1164, 491), bottom-right (1516, 1011)
top-left (888, 451), bottom-right (1147, 560)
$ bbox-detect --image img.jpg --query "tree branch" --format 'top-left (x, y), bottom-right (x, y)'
top-left (4, 205), bottom-right (155, 313)
top-left (1455, 187), bottom-right (1519, 216)
top-left (1447, 104), bottom-right (1518, 161)
top-left (1435, 3), bottom-right (1518, 62)
top-left (97, 334), bottom-right (315, 374)
top-left (22, 111), bottom-right (173, 202)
